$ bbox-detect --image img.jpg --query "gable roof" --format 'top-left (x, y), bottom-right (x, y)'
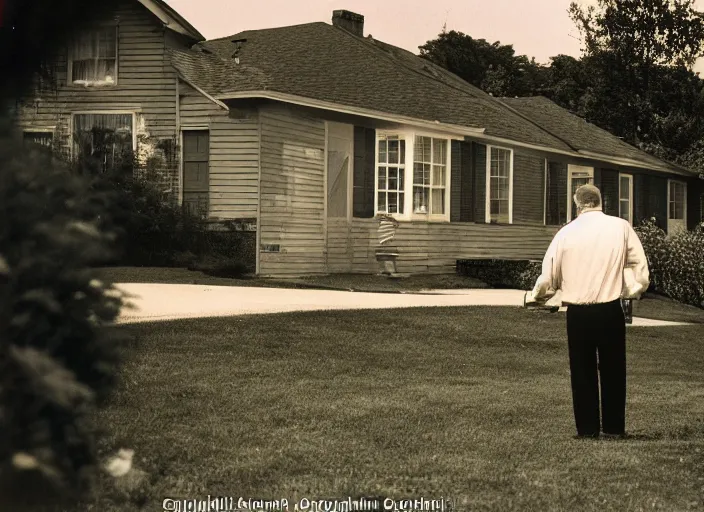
top-left (137, 0), bottom-right (204, 41)
top-left (168, 18), bottom-right (694, 176)
top-left (498, 96), bottom-right (690, 174)
top-left (173, 23), bottom-right (573, 151)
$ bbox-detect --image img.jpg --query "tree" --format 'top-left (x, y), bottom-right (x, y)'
top-left (569, 0), bottom-right (704, 148)
top-left (419, 29), bottom-right (546, 97)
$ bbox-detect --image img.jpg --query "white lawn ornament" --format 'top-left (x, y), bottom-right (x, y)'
top-left (104, 448), bottom-right (135, 477)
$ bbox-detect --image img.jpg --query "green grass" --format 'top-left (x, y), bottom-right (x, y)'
top-left (77, 307), bottom-right (703, 511)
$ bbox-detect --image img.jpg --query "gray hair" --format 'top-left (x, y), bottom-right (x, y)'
top-left (574, 184), bottom-right (602, 209)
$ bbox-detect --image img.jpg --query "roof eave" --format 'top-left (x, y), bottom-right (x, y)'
top-left (576, 150), bottom-right (695, 177)
top-left (137, 0), bottom-right (205, 42)
top-left (215, 90), bottom-right (487, 137)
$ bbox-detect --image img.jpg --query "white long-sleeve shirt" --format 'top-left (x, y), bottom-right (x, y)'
top-left (532, 208), bottom-right (650, 305)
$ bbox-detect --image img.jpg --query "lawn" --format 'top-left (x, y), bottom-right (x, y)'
top-left (74, 307), bottom-right (703, 511)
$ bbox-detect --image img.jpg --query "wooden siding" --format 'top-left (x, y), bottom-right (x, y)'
top-left (15, 0), bottom-right (179, 147)
top-left (179, 83), bottom-right (259, 219)
top-left (258, 105), bottom-right (327, 276)
top-left (327, 219), bottom-right (558, 275)
top-left (512, 153), bottom-right (545, 225)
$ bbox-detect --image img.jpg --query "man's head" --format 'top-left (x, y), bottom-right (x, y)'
top-left (574, 184), bottom-right (602, 212)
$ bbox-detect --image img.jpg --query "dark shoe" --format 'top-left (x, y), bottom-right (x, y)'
top-left (573, 433), bottom-right (600, 439)
top-left (601, 432), bottom-right (627, 440)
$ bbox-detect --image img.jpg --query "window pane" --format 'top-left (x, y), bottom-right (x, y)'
top-left (378, 167), bottom-right (387, 190)
top-left (413, 186), bottom-right (429, 213)
top-left (431, 189), bottom-right (445, 214)
top-left (388, 192), bottom-right (398, 213)
top-left (378, 192), bottom-right (386, 212)
top-left (378, 140), bottom-right (387, 164)
top-left (398, 193), bottom-right (404, 214)
top-left (432, 165), bottom-right (445, 186)
top-left (620, 177), bottom-right (630, 200)
top-left (433, 139), bottom-right (447, 165)
top-left (400, 140), bottom-right (405, 164)
top-left (388, 167), bottom-right (397, 182)
top-left (413, 163), bottom-right (424, 185)
top-left (388, 140), bottom-right (399, 164)
top-left (398, 168), bottom-right (404, 189)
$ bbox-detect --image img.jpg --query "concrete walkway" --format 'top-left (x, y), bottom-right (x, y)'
top-left (114, 283), bottom-right (693, 327)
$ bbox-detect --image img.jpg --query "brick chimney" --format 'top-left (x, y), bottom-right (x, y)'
top-left (332, 10), bottom-right (364, 37)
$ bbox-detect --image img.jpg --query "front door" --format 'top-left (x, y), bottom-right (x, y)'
top-left (182, 130), bottom-right (210, 218)
top-left (567, 165), bottom-right (594, 221)
top-left (667, 179), bottom-right (687, 235)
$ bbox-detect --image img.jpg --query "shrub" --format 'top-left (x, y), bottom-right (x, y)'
top-left (457, 259), bottom-right (542, 290)
top-left (0, 142), bottom-right (128, 509)
top-left (636, 218), bottom-right (704, 308)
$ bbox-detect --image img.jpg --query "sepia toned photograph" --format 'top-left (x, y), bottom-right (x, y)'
top-left (1, 0), bottom-right (703, 510)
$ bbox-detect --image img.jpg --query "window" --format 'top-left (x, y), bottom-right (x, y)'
top-left (73, 113), bottom-right (134, 172)
top-left (376, 135), bottom-right (406, 214)
top-left (374, 131), bottom-right (452, 220)
top-left (486, 146), bottom-right (513, 224)
top-left (619, 173), bottom-right (633, 224)
top-left (69, 27), bottom-right (118, 85)
top-left (668, 180), bottom-right (686, 220)
top-left (23, 131), bottom-right (53, 149)
top-left (413, 136), bottom-right (448, 215)
top-left (567, 165), bottom-right (594, 221)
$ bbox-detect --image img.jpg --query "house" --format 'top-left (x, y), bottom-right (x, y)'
top-left (12, 2), bottom-right (704, 277)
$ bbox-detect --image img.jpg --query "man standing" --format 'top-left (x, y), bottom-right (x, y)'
top-left (531, 184), bottom-right (650, 439)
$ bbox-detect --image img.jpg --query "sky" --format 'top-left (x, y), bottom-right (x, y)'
top-left (164, 0), bottom-right (704, 74)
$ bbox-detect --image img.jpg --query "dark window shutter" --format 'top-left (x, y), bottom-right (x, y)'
top-left (353, 126), bottom-right (375, 218)
top-left (650, 175), bottom-right (667, 230)
top-left (546, 162), bottom-right (567, 225)
top-left (474, 143), bottom-right (487, 223)
top-left (460, 141), bottom-right (474, 222)
top-left (450, 141), bottom-right (461, 222)
top-left (600, 169), bottom-right (619, 217)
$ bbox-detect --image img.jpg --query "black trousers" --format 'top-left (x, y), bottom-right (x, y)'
top-left (566, 299), bottom-right (626, 436)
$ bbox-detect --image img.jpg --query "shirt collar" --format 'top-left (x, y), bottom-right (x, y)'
top-left (579, 207), bottom-right (603, 215)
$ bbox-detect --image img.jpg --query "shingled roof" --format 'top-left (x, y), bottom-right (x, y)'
top-left (498, 96), bottom-right (688, 173)
top-left (170, 22), bottom-right (572, 152)
top-left (168, 18), bottom-right (693, 175)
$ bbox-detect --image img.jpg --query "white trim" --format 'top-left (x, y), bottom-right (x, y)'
top-left (485, 145), bottom-right (514, 224)
top-left (178, 75), bottom-right (229, 111)
top-left (136, 0), bottom-right (204, 40)
top-left (179, 125), bottom-right (209, 130)
top-left (347, 129), bottom-right (354, 223)
top-left (255, 117), bottom-right (262, 276)
top-left (178, 130), bottom-right (184, 206)
top-left (667, 179), bottom-right (688, 234)
top-left (22, 127), bottom-right (56, 133)
top-left (70, 111), bottom-right (137, 161)
top-left (618, 173), bottom-right (634, 225)
top-left (323, 121), bottom-right (329, 268)
top-left (214, 90), bottom-right (694, 177)
top-left (217, 91), bottom-right (483, 138)
top-left (566, 165), bottom-right (595, 222)
top-left (543, 159), bottom-right (548, 225)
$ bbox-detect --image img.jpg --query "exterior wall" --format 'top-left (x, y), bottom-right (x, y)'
top-left (258, 104), bottom-right (327, 276)
top-left (179, 84), bottom-right (259, 219)
top-left (13, 0), bottom-right (182, 197)
top-left (328, 219), bottom-right (558, 274)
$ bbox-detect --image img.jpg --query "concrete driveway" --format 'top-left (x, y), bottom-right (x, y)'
top-left (114, 283), bottom-right (692, 327)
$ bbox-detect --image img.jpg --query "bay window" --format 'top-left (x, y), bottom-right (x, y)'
top-left (69, 27), bottom-right (118, 85)
top-left (486, 146), bottom-right (513, 224)
top-left (375, 131), bottom-right (451, 220)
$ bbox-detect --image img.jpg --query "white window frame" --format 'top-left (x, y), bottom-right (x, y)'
top-left (67, 24), bottom-right (119, 87)
top-left (566, 164), bottom-right (595, 222)
top-left (373, 129), bottom-right (453, 222)
top-left (484, 145), bottom-right (514, 224)
top-left (618, 173), bottom-right (634, 224)
top-left (667, 178), bottom-right (687, 222)
top-left (70, 111), bottom-right (137, 161)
